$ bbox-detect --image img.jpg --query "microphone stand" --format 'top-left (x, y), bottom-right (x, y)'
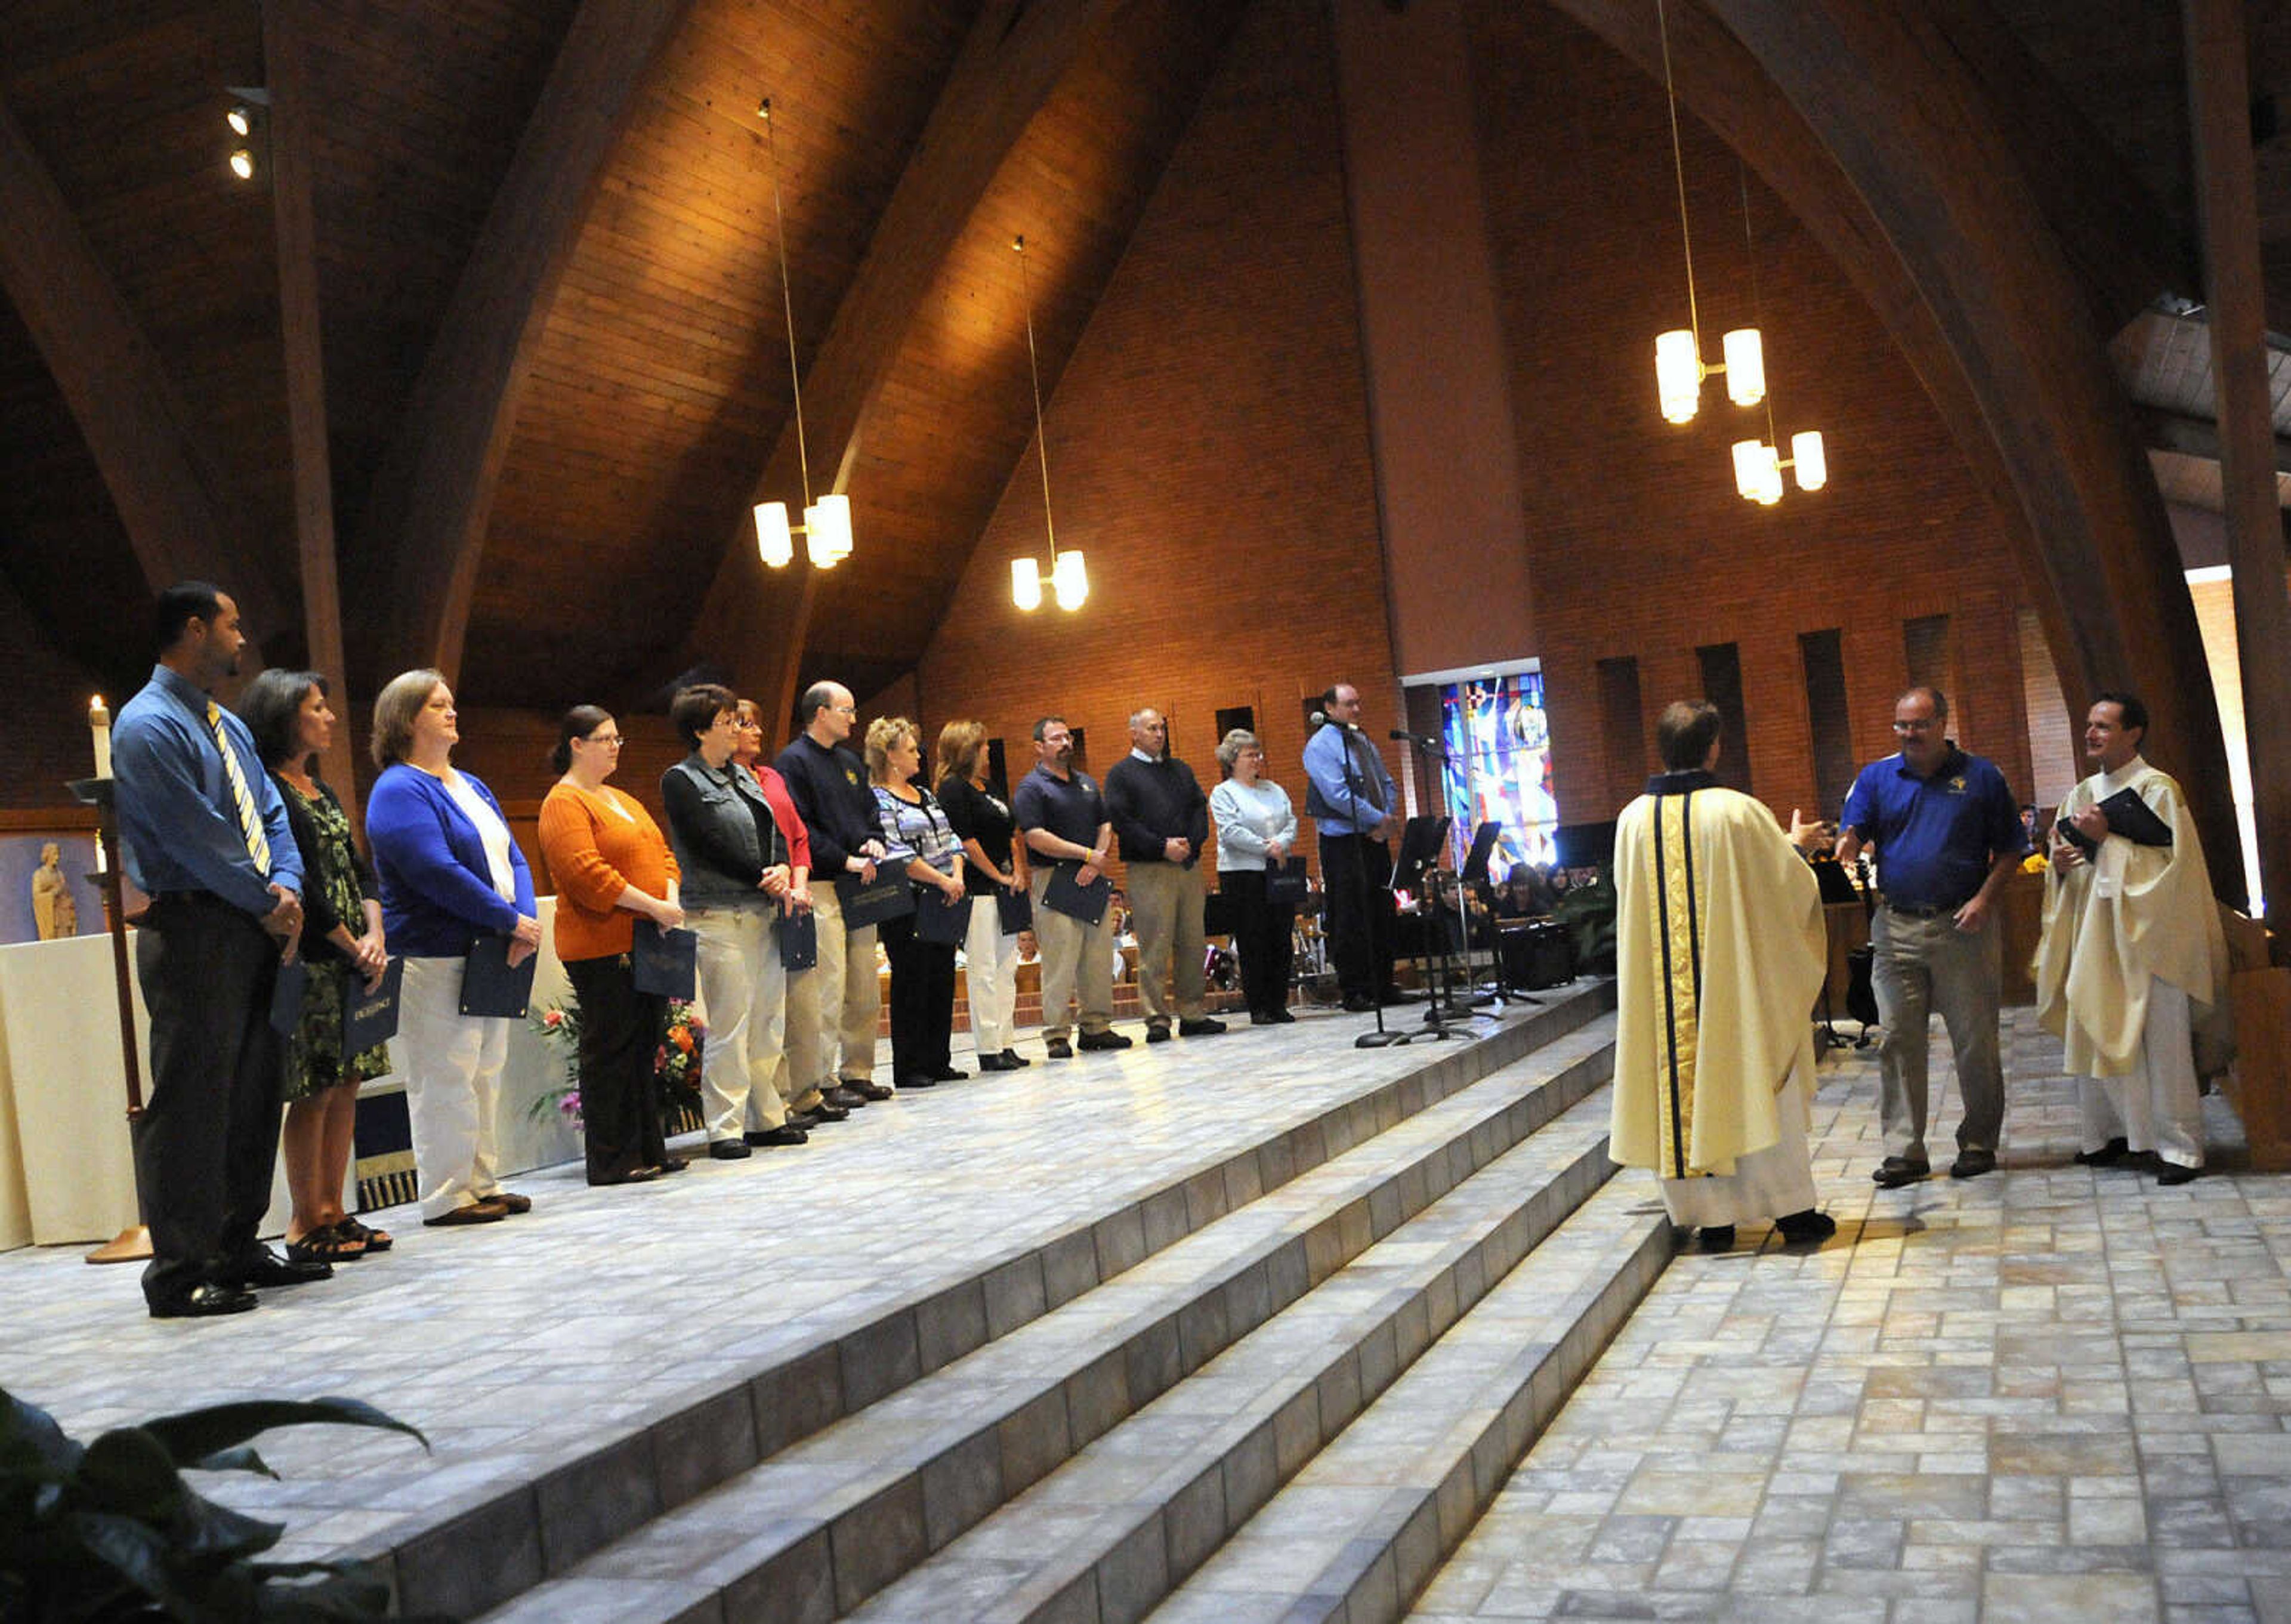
top-left (1388, 734), bottom-right (1478, 1038)
top-left (1330, 721), bottom-right (1404, 1049)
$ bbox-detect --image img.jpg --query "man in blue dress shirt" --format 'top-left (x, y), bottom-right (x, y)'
top-left (1302, 683), bottom-right (1401, 1012)
top-left (112, 583), bottom-right (319, 1317)
top-left (1837, 686), bottom-right (2029, 1187)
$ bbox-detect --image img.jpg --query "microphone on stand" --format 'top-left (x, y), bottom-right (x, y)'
top-left (1309, 711), bottom-right (1327, 729)
top-left (1388, 729), bottom-right (1437, 745)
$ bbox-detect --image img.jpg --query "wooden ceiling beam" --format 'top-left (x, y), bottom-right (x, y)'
top-left (0, 90), bottom-right (288, 642)
top-left (1703, 0), bottom-right (2245, 900)
top-left (2135, 403), bottom-right (2291, 477)
top-left (264, 0), bottom-right (360, 809)
top-left (674, 0), bottom-right (1118, 733)
top-left (345, 0), bottom-right (697, 690)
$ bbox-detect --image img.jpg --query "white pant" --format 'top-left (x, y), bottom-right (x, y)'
top-left (1655, 1068), bottom-right (1818, 1230)
top-left (2080, 978), bottom-right (2203, 1169)
top-left (399, 955), bottom-right (509, 1220)
top-left (964, 895), bottom-right (1022, 1056)
top-left (812, 882), bottom-right (881, 1082)
top-left (691, 907), bottom-right (788, 1141)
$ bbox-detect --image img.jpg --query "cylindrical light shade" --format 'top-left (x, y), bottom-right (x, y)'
top-left (1721, 328), bottom-right (1764, 407)
top-left (1051, 549), bottom-right (1089, 612)
top-left (1755, 443), bottom-right (1783, 505)
top-left (1790, 430), bottom-right (1827, 491)
top-left (1011, 557), bottom-right (1043, 611)
top-left (1731, 440), bottom-right (1768, 501)
top-left (1655, 330), bottom-right (1701, 424)
top-left (754, 501), bottom-right (793, 567)
top-left (803, 495), bottom-right (853, 568)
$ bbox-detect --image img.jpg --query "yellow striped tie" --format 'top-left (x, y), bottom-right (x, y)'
top-left (205, 701), bottom-right (272, 874)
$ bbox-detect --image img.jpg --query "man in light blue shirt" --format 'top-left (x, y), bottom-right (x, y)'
top-left (112, 582), bottom-right (317, 1318)
top-left (1301, 682), bottom-right (1401, 1011)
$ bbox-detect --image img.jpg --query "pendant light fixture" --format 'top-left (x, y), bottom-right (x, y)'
top-left (1008, 234), bottom-right (1086, 612)
top-left (1725, 168), bottom-right (1827, 504)
top-left (751, 97), bottom-right (854, 572)
top-left (1651, 0), bottom-right (1761, 424)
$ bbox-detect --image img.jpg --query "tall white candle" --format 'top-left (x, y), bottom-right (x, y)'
top-left (89, 696), bottom-right (112, 779)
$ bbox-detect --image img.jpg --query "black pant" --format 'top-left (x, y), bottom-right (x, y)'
top-left (133, 893), bottom-right (286, 1305)
top-left (1221, 870), bottom-right (1296, 1016)
top-left (879, 913), bottom-right (955, 1083)
top-left (566, 955), bottom-right (668, 1182)
top-left (1319, 832), bottom-right (1396, 999)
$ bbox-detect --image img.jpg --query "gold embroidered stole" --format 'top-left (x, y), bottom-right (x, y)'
top-left (1647, 790), bottom-right (1705, 1178)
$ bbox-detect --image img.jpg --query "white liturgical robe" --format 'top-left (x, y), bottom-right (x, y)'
top-left (2034, 756), bottom-right (2232, 1168)
top-left (1610, 771), bottom-right (1826, 1227)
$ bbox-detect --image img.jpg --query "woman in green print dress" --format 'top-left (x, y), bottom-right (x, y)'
top-left (240, 669), bottom-right (395, 1263)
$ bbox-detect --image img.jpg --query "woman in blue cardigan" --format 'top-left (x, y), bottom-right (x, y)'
top-left (366, 669), bottom-right (541, 1226)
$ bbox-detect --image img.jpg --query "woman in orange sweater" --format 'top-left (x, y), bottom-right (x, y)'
top-left (538, 705), bottom-right (686, 1185)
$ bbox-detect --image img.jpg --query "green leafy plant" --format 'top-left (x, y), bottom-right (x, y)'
top-left (0, 1385), bottom-right (448, 1622)
top-left (1553, 865), bottom-right (1617, 975)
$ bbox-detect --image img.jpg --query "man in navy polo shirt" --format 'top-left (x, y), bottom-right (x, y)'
top-left (1837, 686), bottom-right (2028, 1186)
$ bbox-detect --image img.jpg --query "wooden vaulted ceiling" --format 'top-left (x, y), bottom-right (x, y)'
top-left (2, 0), bottom-right (2287, 725)
top-left (0, 0), bottom-right (1243, 716)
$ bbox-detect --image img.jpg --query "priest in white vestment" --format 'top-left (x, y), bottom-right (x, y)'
top-left (1611, 701), bottom-right (1836, 1249)
top-left (2034, 692), bottom-right (2233, 1185)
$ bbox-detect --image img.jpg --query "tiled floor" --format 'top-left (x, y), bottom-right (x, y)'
top-left (1408, 1011), bottom-right (2291, 1624)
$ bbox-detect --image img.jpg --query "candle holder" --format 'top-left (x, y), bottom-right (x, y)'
top-left (68, 776), bottom-right (150, 1265)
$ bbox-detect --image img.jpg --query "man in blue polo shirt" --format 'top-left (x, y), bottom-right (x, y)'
top-left (1838, 686), bottom-right (2029, 1186)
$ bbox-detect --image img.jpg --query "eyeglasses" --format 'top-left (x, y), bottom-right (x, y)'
top-left (1891, 720), bottom-right (1937, 734)
top-left (830, 704), bottom-right (857, 715)
top-left (586, 733), bottom-right (624, 746)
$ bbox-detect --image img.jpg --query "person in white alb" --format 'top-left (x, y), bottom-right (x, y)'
top-left (2034, 691), bottom-right (2233, 1185)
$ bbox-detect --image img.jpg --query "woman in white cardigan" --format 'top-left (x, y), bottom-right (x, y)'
top-left (1209, 729), bottom-right (1299, 1025)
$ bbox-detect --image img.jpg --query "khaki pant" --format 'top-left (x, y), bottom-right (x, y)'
top-left (1125, 860), bottom-right (1206, 1029)
top-left (1871, 906), bottom-right (2005, 1159)
top-left (812, 881), bottom-right (881, 1082)
top-left (690, 907), bottom-right (786, 1140)
top-left (1032, 869), bottom-right (1116, 1042)
top-left (770, 940), bottom-right (826, 1113)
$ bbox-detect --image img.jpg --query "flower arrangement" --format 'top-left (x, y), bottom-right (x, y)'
top-left (526, 995), bottom-right (706, 1132)
top-left (529, 1000), bottom-right (583, 1128)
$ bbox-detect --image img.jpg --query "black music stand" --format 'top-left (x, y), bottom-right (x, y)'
top-left (1391, 814), bottom-right (1474, 1038)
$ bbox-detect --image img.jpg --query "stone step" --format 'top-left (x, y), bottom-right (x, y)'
top-left (1149, 1177), bottom-right (1672, 1624)
top-left (474, 1019), bottom-right (1618, 1624)
top-left (392, 984), bottom-right (1612, 1621)
top-left (837, 1087), bottom-right (1625, 1624)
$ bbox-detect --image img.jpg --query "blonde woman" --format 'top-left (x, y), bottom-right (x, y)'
top-left (867, 717), bottom-right (966, 1089)
top-left (365, 671), bottom-right (539, 1225)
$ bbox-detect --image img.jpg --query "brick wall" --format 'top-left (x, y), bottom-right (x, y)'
top-left (911, 0), bottom-right (1401, 880)
top-left (1469, 5), bottom-right (2044, 825)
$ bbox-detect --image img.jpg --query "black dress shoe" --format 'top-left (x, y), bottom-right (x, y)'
top-left (1341, 994), bottom-right (1377, 1014)
top-left (806, 1100), bottom-right (852, 1122)
top-left (1376, 988), bottom-right (1410, 1006)
top-left (976, 1053), bottom-right (1017, 1072)
top-left (1949, 1148), bottom-right (1997, 1180)
top-left (656, 1156), bottom-right (690, 1174)
top-left (1872, 1155), bottom-right (1931, 1188)
top-left (1145, 1026), bottom-right (1172, 1043)
top-left (998, 1049), bottom-right (1031, 1067)
top-left (746, 1124), bottom-right (810, 1146)
top-left (486, 1191), bottom-right (533, 1214)
top-left (844, 1079), bottom-right (894, 1101)
top-left (2156, 1161), bottom-right (2201, 1185)
top-left (898, 1073), bottom-right (938, 1088)
top-left (1178, 1017), bottom-right (1227, 1037)
top-left (931, 1066), bottom-right (969, 1082)
top-left (224, 1247), bottom-right (331, 1289)
top-left (1269, 1007), bottom-right (1296, 1024)
top-left (1776, 1209), bottom-right (1838, 1244)
top-left (150, 1282), bottom-right (258, 1319)
top-left (1251, 1011), bottom-right (1278, 1026)
top-left (825, 1086), bottom-right (871, 1110)
top-left (2074, 1137), bottom-right (2131, 1166)
top-left (589, 1166), bottom-right (660, 1186)
top-left (709, 1139), bottom-right (752, 1160)
top-left (1045, 1038), bottom-right (1074, 1058)
top-left (1077, 1029), bottom-right (1132, 1051)
top-left (1697, 1225), bottom-right (1736, 1252)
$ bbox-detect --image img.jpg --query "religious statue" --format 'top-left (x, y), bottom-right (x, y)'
top-left (31, 841), bottom-right (78, 940)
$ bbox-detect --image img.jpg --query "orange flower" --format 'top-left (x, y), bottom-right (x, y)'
top-left (671, 1026), bottom-right (694, 1053)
